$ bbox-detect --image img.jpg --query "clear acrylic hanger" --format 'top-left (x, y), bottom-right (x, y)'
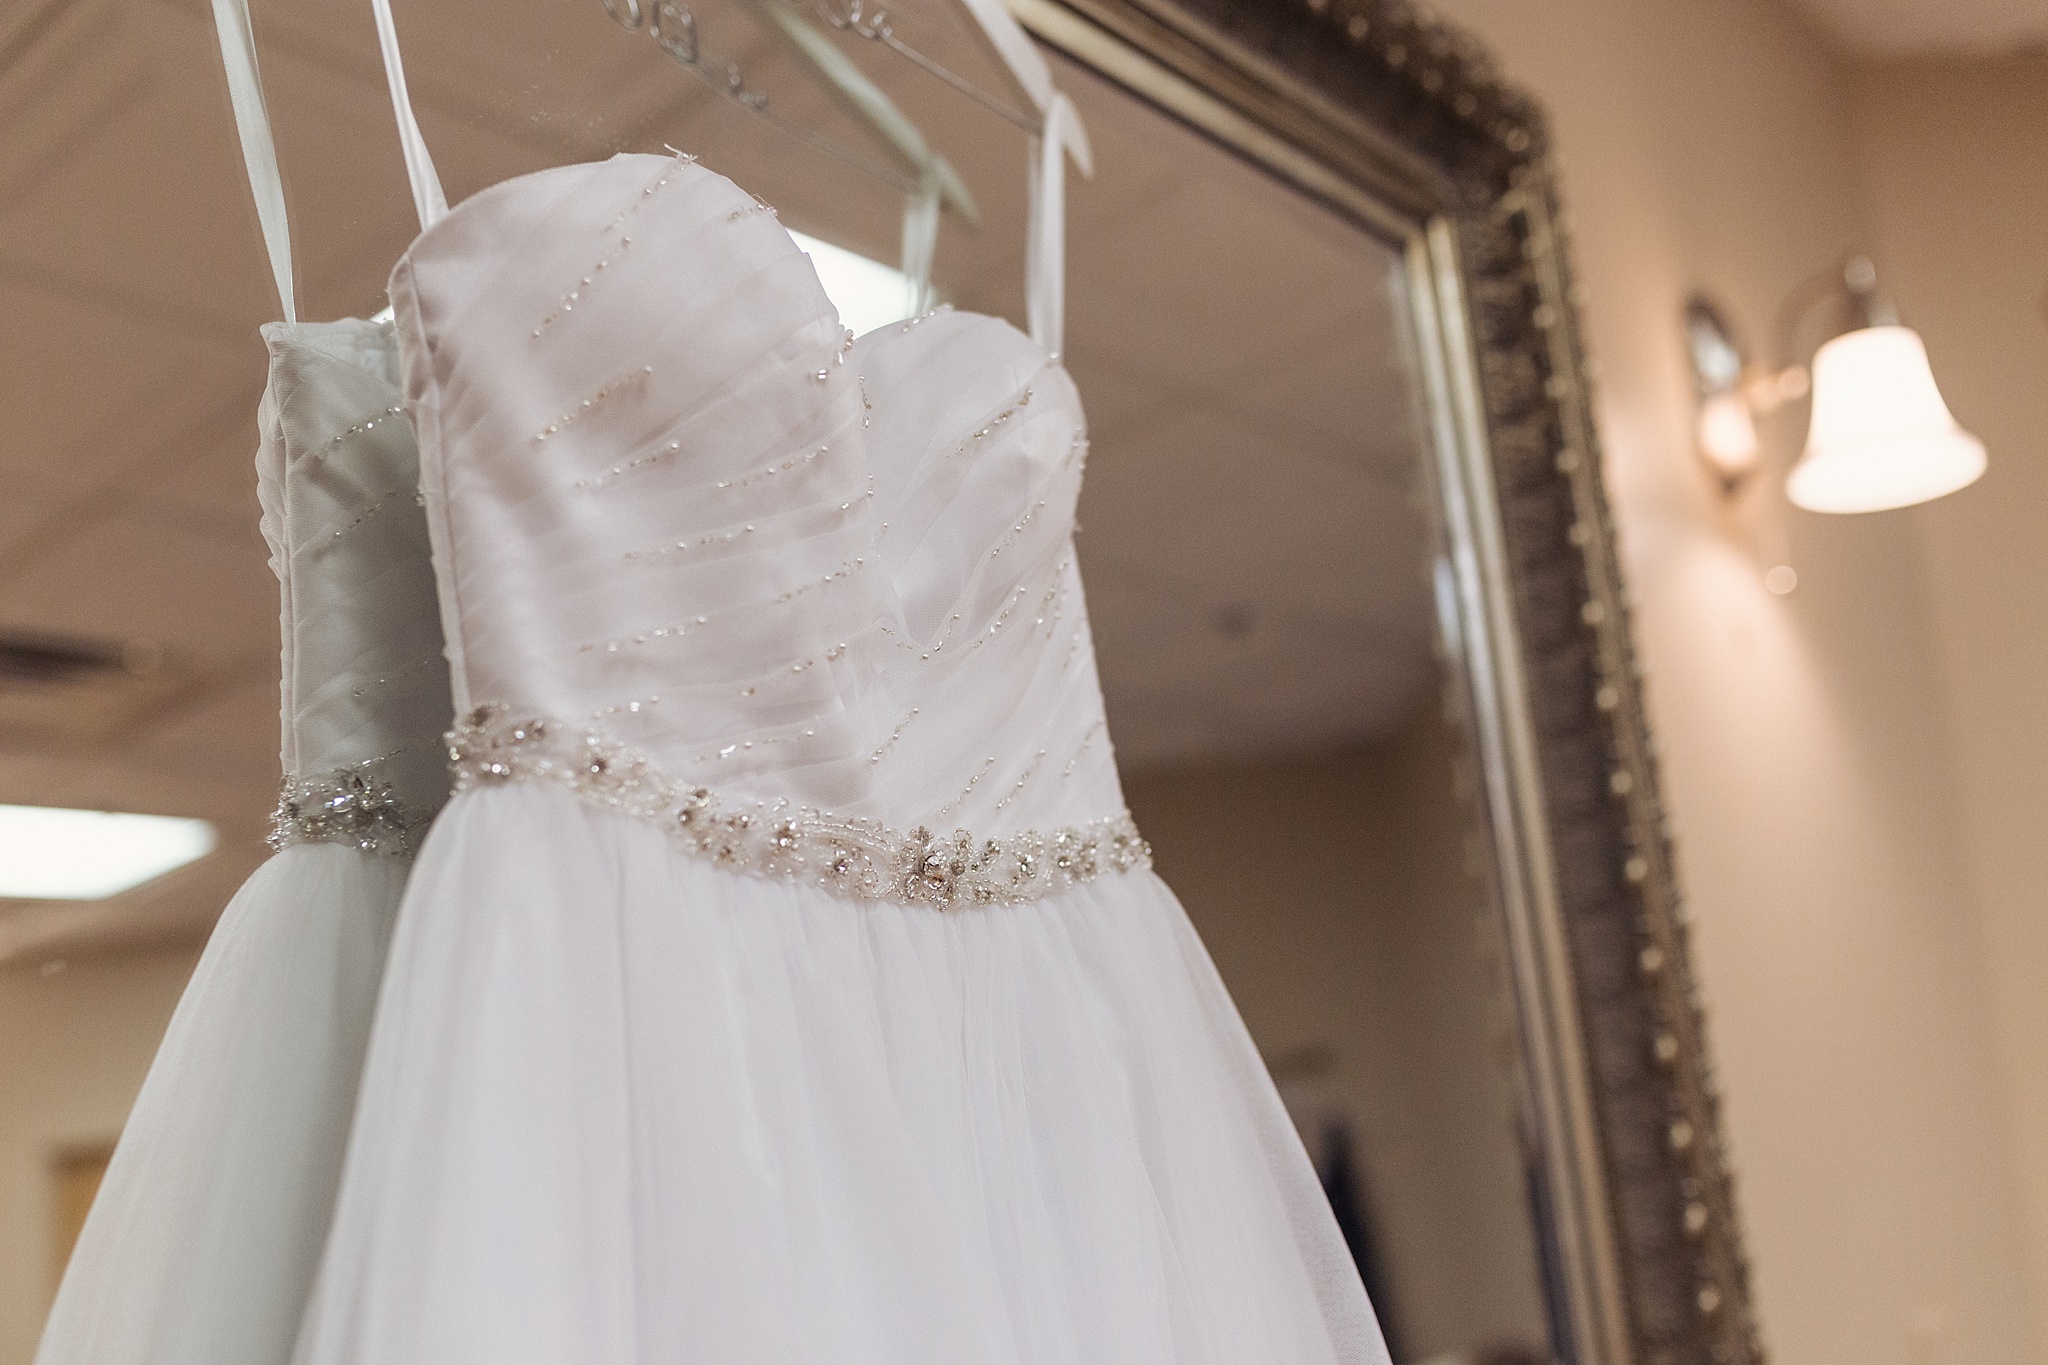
top-left (791, 0), bottom-right (1091, 352)
top-left (725, 0), bottom-right (980, 225)
top-left (800, 0), bottom-right (1092, 178)
top-left (609, 0), bottom-right (974, 210)
top-left (806, 0), bottom-right (1033, 130)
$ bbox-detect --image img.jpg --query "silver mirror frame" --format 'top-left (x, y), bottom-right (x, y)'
top-left (1004, 2), bottom-right (1764, 1363)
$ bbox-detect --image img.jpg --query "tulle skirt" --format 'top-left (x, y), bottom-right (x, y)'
top-left (36, 843), bottom-right (404, 1365)
top-left (294, 781), bottom-right (1388, 1365)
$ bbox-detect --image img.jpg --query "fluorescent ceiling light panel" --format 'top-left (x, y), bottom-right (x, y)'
top-left (788, 230), bottom-right (918, 338)
top-left (0, 804), bottom-right (217, 900)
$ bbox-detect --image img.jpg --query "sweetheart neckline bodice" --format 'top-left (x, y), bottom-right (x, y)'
top-left (390, 152), bottom-right (1121, 840)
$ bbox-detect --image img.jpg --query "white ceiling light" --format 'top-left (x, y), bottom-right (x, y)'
top-left (0, 804), bottom-right (217, 900)
top-left (788, 230), bottom-right (919, 338)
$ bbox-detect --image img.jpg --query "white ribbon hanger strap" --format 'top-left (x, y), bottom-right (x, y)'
top-left (209, 0), bottom-right (295, 321)
top-left (369, 0), bottom-right (449, 230)
top-left (902, 169), bottom-right (943, 317)
top-left (1025, 93), bottom-right (1079, 357)
top-left (952, 0), bottom-right (1092, 179)
top-left (955, 0), bottom-right (1051, 121)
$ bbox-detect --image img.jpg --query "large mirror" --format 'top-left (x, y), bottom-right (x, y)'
top-left (0, 3), bottom-right (1755, 1365)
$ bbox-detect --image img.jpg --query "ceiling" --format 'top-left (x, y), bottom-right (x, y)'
top-left (0, 0), bottom-right (1436, 961)
top-left (1788, 0), bottom-right (2048, 55)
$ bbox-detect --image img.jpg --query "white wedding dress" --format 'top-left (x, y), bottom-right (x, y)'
top-left (293, 8), bottom-right (1389, 1364)
top-left (32, 10), bottom-right (449, 1365)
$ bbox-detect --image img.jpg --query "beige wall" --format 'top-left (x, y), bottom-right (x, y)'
top-left (1424, 3), bottom-right (2046, 1364)
top-left (0, 948), bottom-right (195, 1365)
top-left (1850, 52), bottom-right (2048, 1332)
top-left (1124, 705), bottom-right (1549, 1363)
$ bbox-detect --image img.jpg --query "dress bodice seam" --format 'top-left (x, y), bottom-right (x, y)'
top-left (391, 253), bottom-right (474, 719)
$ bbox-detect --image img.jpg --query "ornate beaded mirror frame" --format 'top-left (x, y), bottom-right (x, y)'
top-left (1001, 2), bottom-right (1764, 1363)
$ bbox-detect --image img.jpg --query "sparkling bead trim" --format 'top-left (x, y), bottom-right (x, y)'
top-left (268, 760), bottom-right (424, 857)
top-left (448, 703), bottom-right (1151, 908)
top-left (535, 366), bottom-right (654, 443)
top-left (314, 406), bottom-right (405, 458)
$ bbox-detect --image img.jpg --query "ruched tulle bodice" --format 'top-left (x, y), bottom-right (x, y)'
top-left (394, 154), bottom-right (1123, 844)
top-left (257, 319), bottom-right (450, 848)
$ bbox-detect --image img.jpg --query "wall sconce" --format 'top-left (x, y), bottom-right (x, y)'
top-left (1686, 258), bottom-right (1985, 513)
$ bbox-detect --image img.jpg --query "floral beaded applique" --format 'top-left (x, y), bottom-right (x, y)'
top-left (269, 758), bottom-right (424, 857)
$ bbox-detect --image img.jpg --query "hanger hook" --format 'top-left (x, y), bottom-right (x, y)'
top-left (812, 0), bottom-right (889, 42)
top-left (654, 2), bottom-right (701, 65)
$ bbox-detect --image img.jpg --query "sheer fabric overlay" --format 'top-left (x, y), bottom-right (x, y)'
top-left (34, 848), bottom-right (403, 1365)
top-left (299, 781), bottom-right (1383, 1365)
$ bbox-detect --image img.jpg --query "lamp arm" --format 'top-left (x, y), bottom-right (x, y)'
top-left (1736, 256), bottom-right (1899, 415)
top-left (1768, 255), bottom-right (1897, 372)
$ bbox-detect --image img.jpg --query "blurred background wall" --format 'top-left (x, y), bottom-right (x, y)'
top-left (1432, 2), bottom-right (2048, 1363)
top-left (1852, 53), bottom-right (2048, 1337)
top-left (0, 949), bottom-right (197, 1364)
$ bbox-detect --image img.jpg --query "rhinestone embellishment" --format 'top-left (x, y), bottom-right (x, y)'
top-left (269, 761), bottom-right (422, 857)
top-left (447, 703), bottom-right (1150, 907)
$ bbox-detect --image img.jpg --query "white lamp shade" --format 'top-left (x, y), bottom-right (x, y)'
top-left (1787, 324), bottom-right (1985, 513)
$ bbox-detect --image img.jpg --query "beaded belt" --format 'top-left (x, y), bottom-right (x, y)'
top-left (447, 702), bottom-right (1150, 908)
top-left (269, 757), bottom-right (426, 857)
